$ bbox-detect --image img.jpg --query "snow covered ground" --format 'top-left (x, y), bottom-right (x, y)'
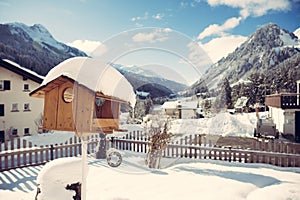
top-left (1, 151), bottom-right (300, 200)
top-left (1, 112), bottom-right (299, 199)
top-left (169, 111), bottom-right (259, 138)
top-left (0, 111), bottom-right (262, 150)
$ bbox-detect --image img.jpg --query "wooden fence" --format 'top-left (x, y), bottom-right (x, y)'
top-left (111, 132), bottom-right (300, 167)
top-left (1, 131), bottom-right (300, 172)
top-left (0, 135), bottom-right (99, 171)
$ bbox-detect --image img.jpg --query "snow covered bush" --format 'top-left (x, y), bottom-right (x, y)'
top-left (144, 116), bottom-right (173, 169)
top-left (35, 157), bottom-right (83, 200)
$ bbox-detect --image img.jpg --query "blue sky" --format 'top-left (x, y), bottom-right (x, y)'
top-left (1, 0), bottom-right (300, 84)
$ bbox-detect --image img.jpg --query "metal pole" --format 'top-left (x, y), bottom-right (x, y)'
top-left (265, 84), bottom-right (266, 112)
top-left (81, 136), bottom-right (88, 200)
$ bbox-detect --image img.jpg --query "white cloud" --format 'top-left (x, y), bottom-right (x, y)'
top-left (180, 1), bottom-right (189, 8)
top-left (206, 0), bottom-right (291, 17)
top-left (198, 0), bottom-right (291, 40)
top-left (152, 13), bottom-right (164, 20)
top-left (202, 35), bottom-right (247, 63)
top-left (135, 23), bottom-right (144, 27)
top-left (67, 40), bottom-right (103, 55)
top-left (132, 28), bottom-right (172, 43)
top-left (131, 12), bottom-right (149, 22)
top-left (198, 17), bottom-right (242, 40)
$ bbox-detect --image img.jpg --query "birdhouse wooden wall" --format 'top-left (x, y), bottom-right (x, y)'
top-left (43, 78), bottom-right (76, 131)
top-left (93, 98), bottom-right (120, 133)
top-left (42, 77), bottom-right (95, 132)
top-left (31, 76), bottom-right (122, 134)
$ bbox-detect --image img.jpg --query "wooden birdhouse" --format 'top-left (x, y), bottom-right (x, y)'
top-left (30, 57), bottom-right (136, 136)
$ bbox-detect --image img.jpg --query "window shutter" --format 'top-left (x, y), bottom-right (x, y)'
top-left (4, 80), bottom-right (10, 90)
top-left (0, 104), bottom-right (4, 116)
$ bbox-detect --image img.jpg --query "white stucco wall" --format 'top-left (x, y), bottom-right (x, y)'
top-left (269, 107), bottom-right (298, 135)
top-left (181, 109), bottom-right (196, 119)
top-left (0, 66), bottom-right (44, 140)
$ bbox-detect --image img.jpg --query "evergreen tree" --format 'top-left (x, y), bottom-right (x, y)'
top-left (144, 98), bottom-right (153, 115)
top-left (214, 77), bottom-right (232, 111)
top-left (247, 73), bottom-right (260, 105)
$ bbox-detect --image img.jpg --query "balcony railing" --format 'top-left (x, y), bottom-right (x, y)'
top-left (266, 93), bottom-right (300, 109)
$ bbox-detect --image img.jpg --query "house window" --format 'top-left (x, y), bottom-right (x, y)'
top-left (24, 128), bottom-right (30, 136)
top-left (0, 130), bottom-right (4, 142)
top-left (24, 103), bottom-right (30, 111)
top-left (12, 128), bottom-right (18, 136)
top-left (0, 80), bottom-right (11, 91)
top-left (0, 104), bottom-right (4, 116)
top-left (12, 103), bottom-right (19, 112)
top-left (23, 84), bottom-right (30, 91)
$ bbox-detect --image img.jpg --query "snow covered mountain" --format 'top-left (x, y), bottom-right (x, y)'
top-left (0, 22), bottom-right (87, 75)
top-left (0, 22), bottom-right (186, 97)
top-left (187, 23), bottom-right (300, 95)
top-left (110, 63), bottom-right (161, 78)
top-left (110, 63), bottom-right (187, 97)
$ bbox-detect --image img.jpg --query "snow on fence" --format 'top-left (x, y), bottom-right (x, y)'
top-left (0, 132), bottom-right (300, 171)
top-left (0, 136), bottom-right (98, 171)
top-left (112, 132), bottom-right (300, 168)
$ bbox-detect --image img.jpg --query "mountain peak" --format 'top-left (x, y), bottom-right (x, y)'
top-left (0, 22), bottom-right (87, 76)
top-left (32, 23), bottom-right (48, 31)
top-left (246, 23), bottom-right (298, 48)
top-left (185, 23), bottom-right (300, 95)
top-left (8, 22), bottom-right (56, 44)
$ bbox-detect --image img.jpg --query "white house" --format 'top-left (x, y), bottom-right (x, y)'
top-left (266, 80), bottom-right (300, 143)
top-left (161, 101), bottom-right (179, 118)
top-left (179, 101), bottom-right (199, 119)
top-left (0, 59), bottom-right (44, 142)
top-left (161, 100), bottom-right (200, 119)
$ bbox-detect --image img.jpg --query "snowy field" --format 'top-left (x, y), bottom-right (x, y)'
top-left (1, 151), bottom-right (300, 200)
top-left (1, 112), bottom-right (299, 199)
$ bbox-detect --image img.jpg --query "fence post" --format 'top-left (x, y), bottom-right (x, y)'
top-left (50, 145), bottom-right (54, 160)
top-left (17, 138), bottom-right (21, 167)
top-left (10, 139), bottom-right (14, 168)
top-left (198, 135), bottom-right (202, 146)
top-left (180, 138), bottom-right (184, 157)
top-left (228, 147), bottom-right (232, 162)
top-left (175, 141), bottom-right (179, 157)
top-left (96, 133), bottom-right (107, 159)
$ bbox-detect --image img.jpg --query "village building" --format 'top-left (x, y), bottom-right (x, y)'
top-left (234, 96), bottom-right (249, 113)
top-left (136, 90), bottom-right (150, 100)
top-left (161, 100), bottom-right (201, 119)
top-left (265, 80), bottom-right (300, 142)
top-left (0, 59), bottom-right (44, 142)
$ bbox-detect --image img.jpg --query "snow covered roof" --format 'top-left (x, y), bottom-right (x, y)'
top-left (33, 57), bottom-right (136, 107)
top-left (1, 59), bottom-right (44, 83)
top-left (234, 96), bottom-right (249, 109)
top-left (162, 100), bottom-right (198, 110)
top-left (136, 90), bottom-right (150, 97)
top-left (162, 101), bottom-right (178, 109)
